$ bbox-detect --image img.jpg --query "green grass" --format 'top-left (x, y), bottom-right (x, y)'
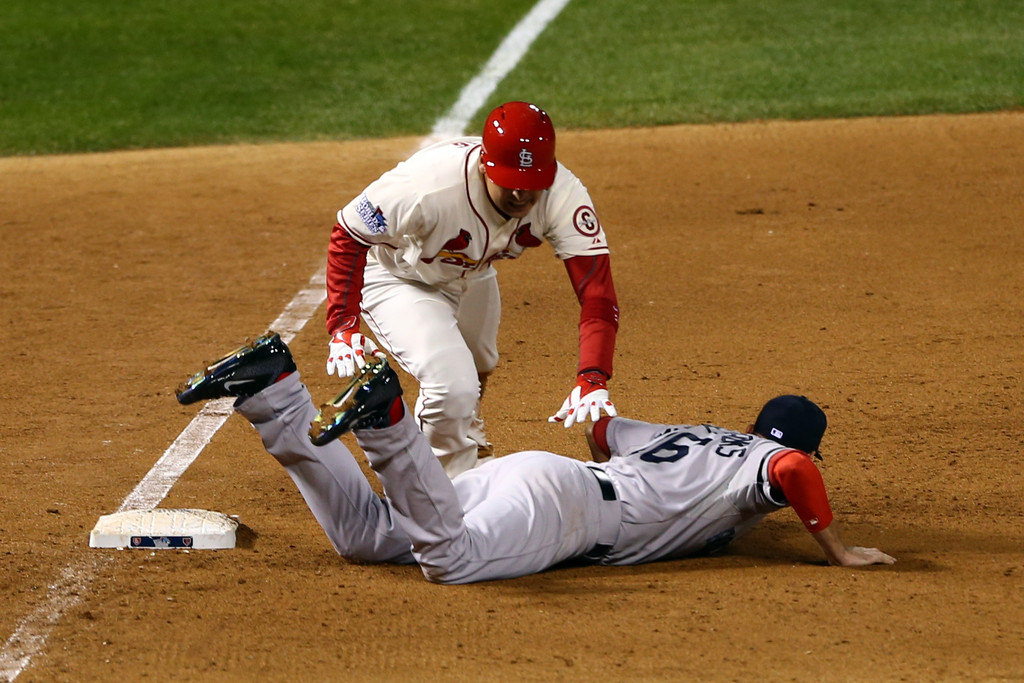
top-left (0, 0), bottom-right (538, 154)
top-left (495, 0), bottom-right (1024, 130)
top-left (1, 0), bottom-right (1022, 155)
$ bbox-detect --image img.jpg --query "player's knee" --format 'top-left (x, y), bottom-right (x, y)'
top-left (420, 563), bottom-right (472, 585)
top-left (472, 350), bottom-right (499, 374)
top-left (328, 527), bottom-right (411, 565)
top-left (335, 540), bottom-right (411, 566)
top-left (332, 539), bottom-right (374, 562)
top-left (420, 373), bottom-right (479, 419)
top-left (415, 546), bottom-right (475, 584)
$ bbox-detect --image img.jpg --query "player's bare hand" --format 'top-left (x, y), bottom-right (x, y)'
top-left (326, 327), bottom-right (385, 377)
top-left (834, 546), bottom-right (897, 567)
top-left (549, 371), bottom-right (617, 428)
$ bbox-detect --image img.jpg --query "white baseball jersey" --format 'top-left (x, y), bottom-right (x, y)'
top-left (338, 137), bottom-right (610, 288)
top-left (330, 137), bottom-right (617, 477)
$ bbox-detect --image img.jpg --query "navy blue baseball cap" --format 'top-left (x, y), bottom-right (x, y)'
top-left (753, 395), bottom-right (827, 459)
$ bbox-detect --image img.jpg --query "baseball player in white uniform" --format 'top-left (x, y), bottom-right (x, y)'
top-left (326, 101), bottom-right (619, 477)
top-left (176, 334), bottom-right (896, 584)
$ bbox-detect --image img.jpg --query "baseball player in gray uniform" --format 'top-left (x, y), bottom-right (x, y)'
top-left (326, 101), bottom-right (619, 478)
top-left (177, 333), bottom-right (895, 584)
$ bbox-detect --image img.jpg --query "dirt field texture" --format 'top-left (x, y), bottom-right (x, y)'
top-left (1, 113), bottom-right (1022, 682)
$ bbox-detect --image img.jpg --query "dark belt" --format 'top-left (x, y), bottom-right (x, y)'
top-left (587, 465), bottom-right (617, 501)
top-left (582, 466), bottom-right (617, 562)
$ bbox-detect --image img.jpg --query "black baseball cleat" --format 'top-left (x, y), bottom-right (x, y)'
top-left (176, 332), bottom-right (297, 405)
top-left (308, 356), bottom-right (403, 446)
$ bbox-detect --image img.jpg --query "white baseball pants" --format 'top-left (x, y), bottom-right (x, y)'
top-left (360, 262), bottom-right (501, 478)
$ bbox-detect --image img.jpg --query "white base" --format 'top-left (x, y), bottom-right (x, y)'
top-left (89, 508), bottom-right (238, 549)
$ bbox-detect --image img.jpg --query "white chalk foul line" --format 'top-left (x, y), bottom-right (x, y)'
top-left (0, 0), bottom-right (572, 677)
top-left (425, 0), bottom-right (574, 145)
top-left (120, 266), bottom-right (327, 513)
top-left (0, 269), bottom-right (328, 681)
top-left (0, 557), bottom-right (109, 681)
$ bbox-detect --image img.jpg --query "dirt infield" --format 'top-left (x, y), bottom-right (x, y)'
top-left (1, 113), bottom-right (1022, 681)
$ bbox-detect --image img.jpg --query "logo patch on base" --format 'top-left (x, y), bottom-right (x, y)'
top-left (130, 536), bottom-right (194, 548)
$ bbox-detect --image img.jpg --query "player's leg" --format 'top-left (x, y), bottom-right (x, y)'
top-left (176, 335), bottom-right (414, 564)
top-left (235, 373), bottom-right (414, 564)
top-left (467, 372), bottom-right (493, 459)
top-left (455, 271), bottom-right (501, 460)
top-left (358, 420), bottom-right (609, 583)
top-left (360, 263), bottom-right (481, 477)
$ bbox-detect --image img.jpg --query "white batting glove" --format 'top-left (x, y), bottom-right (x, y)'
top-left (549, 371), bottom-right (617, 428)
top-left (326, 326), bottom-right (385, 377)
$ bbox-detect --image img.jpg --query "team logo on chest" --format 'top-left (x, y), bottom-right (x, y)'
top-left (422, 229), bottom-right (479, 268)
top-left (513, 223), bottom-right (541, 248)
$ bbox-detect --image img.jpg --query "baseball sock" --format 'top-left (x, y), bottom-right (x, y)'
top-left (386, 396), bottom-right (405, 427)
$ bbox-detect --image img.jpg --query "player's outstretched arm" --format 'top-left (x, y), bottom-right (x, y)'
top-left (550, 254), bottom-right (619, 428)
top-left (811, 525), bottom-right (896, 567)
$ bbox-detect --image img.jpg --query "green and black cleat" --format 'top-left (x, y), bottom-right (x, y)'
top-left (309, 356), bottom-right (403, 446)
top-left (176, 332), bottom-right (296, 405)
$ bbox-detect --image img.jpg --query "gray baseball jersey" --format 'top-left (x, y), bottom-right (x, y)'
top-left (596, 417), bottom-right (790, 565)
top-left (235, 373), bottom-right (792, 584)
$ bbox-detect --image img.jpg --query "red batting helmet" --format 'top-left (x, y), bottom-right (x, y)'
top-left (480, 101), bottom-right (557, 191)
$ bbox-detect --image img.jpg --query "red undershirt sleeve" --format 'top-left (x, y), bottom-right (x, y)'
top-left (563, 254), bottom-right (619, 377)
top-left (767, 450), bottom-right (834, 532)
top-left (326, 222), bottom-right (370, 334)
top-left (591, 416), bottom-right (614, 457)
